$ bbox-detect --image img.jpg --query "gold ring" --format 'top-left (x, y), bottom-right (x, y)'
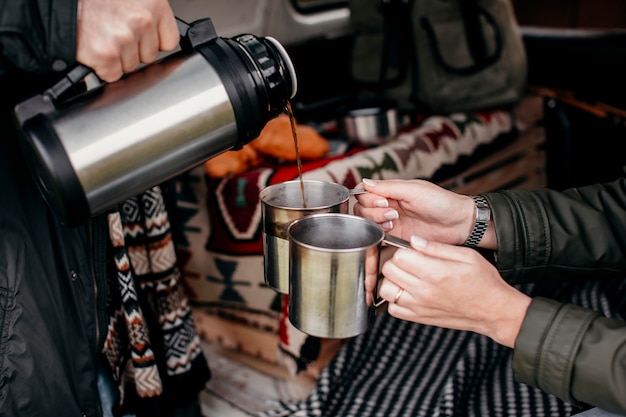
top-left (393, 287), bottom-right (405, 304)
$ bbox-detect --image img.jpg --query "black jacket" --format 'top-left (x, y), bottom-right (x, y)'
top-left (0, 0), bottom-right (77, 76)
top-left (485, 175), bottom-right (626, 413)
top-left (0, 105), bottom-right (106, 416)
top-left (0, 1), bottom-right (106, 415)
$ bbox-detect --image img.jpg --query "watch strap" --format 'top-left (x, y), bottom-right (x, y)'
top-left (463, 195), bottom-right (490, 247)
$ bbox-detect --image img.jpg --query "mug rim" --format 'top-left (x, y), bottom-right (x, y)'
top-left (288, 213), bottom-right (384, 252)
top-left (259, 180), bottom-right (351, 211)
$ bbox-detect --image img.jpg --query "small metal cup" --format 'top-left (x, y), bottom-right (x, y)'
top-left (260, 180), bottom-right (350, 294)
top-left (287, 213), bottom-right (409, 339)
top-left (338, 98), bottom-right (398, 147)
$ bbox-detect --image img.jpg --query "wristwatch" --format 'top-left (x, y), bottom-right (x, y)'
top-left (463, 195), bottom-right (491, 247)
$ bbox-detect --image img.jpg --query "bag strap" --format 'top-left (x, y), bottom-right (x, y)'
top-left (460, 0), bottom-right (489, 62)
top-left (351, 0), bottom-right (415, 91)
top-left (420, 0), bottom-right (503, 76)
top-left (377, 0), bottom-right (415, 88)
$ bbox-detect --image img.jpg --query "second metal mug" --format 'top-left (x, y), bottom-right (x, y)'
top-left (260, 180), bottom-right (350, 293)
top-left (287, 213), bottom-right (410, 339)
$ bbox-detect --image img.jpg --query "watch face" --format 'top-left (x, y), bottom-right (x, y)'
top-left (476, 206), bottom-right (491, 222)
top-left (473, 195), bottom-right (491, 222)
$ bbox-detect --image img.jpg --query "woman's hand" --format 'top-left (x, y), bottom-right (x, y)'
top-left (378, 236), bottom-right (531, 348)
top-left (354, 178), bottom-right (477, 246)
top-left (76, 0), bottom-right (179, 82)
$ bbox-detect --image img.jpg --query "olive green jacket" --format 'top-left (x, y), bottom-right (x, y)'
top-left (484, 173), bottom-right (626, 413)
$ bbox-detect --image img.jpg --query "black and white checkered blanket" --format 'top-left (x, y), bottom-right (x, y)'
top-left (257, 278), bottom-right (626, 417)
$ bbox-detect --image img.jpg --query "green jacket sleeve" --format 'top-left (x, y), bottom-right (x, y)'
top-left (483, 174), bottom-right (626, 413)
top-left (485, 175), bottom-right (626, 284)
top-left (513, 297), bottom-right (626, 413)
top-left (0, 0), bottom-right (78, 75)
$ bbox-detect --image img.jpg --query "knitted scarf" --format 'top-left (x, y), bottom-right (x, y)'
top-left (103, 186), bottom-right (210, 416)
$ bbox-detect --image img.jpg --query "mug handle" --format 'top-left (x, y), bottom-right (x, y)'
top-left (373, 234), bottom-right (412, 308)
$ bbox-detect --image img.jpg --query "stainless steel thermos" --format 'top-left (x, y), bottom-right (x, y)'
top-left (14, 18), bottom-right (297, 226)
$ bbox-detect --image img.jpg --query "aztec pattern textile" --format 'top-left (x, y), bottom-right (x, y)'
top-left (256, 277), bottom-right (626, 417)
top-left (176, 108), bottom-right (519, 374)
top-left (104, 186), bottom-right (210, 416)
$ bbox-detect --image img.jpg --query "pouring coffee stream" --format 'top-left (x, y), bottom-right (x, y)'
top-left (284, 101), bottom-right (307, 208)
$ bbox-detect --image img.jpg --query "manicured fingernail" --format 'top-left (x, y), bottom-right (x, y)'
top-left (410, 235), bottom-right (427, 249)
top-left (375, 198), bottom-right (389, 208)
top-left (382, 221), bottom-right (393, 230)
top-left (384, 210), bottom-right (399, 220)
top-left (363, 178), bottom-right (377, 186)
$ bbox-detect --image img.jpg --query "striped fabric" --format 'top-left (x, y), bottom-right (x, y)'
top-left (258, 278), bottom-right (626, 417)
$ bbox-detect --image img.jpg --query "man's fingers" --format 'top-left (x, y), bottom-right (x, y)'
top-left (157, 13), bottom-right (180, 51)
top-left (139, 32), bottom-right (160, 64)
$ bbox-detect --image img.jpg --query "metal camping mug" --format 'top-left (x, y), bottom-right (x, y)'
top-left (260, 180), bottom-right (351, 294)
top-left (287, 213), bottom-right (410, 339)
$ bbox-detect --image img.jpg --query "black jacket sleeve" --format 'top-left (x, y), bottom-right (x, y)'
top-left (0, 0), bottom-right (78, 75)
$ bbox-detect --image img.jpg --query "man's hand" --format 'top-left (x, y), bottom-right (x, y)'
top-left (75, 0), bottom-right (179, 82)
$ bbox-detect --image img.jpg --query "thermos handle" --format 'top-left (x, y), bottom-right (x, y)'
top-left (42, 17), bottom-right (216, 104)
top-left (43, 64), bottom-right (93, 101)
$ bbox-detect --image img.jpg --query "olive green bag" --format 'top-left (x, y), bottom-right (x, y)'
top-left (349, 0), bottom-right (527, 113)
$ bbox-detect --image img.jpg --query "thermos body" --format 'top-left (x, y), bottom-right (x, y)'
top-left (50, 52), bottom-right (236, 218)
top-left (15, 18), bottom-right (297, 226)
